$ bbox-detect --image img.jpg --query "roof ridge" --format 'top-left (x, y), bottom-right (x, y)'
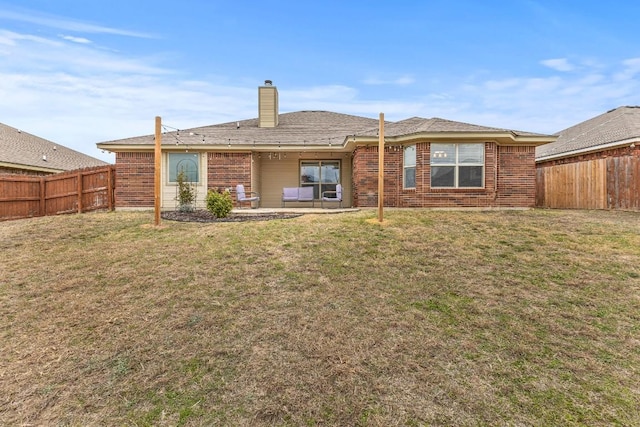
top-left (607, 105), bottom-right (640, 113)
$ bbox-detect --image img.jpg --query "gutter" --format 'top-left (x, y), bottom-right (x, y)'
top-left (350, 132), bottom-right (556, 147)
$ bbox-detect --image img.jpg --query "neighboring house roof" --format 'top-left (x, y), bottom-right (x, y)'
top-left (97, 111), bottom-right (554, 152)
top-left (536, 106), bottom-right (640, 161)
top-left (0, 122), bottom-right (108, 173)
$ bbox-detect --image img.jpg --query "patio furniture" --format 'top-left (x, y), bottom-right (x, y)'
top-left (282, 186), bottom-right (315, 207)
top-left (321, 184), bottom-right (343, 208)
top-left (236, 184), bottom-right (260, 208)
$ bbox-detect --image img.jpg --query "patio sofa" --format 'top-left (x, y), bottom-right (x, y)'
top-left (282, 186), bottom-right (315, 207)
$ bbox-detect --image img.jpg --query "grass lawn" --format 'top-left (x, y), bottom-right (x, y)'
top-left (1, 209), bottom-right (639, 426)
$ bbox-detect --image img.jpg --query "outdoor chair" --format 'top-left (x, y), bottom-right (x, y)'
top-left (281, 187), bottom-right (299, 206)
top-left (236, 184), bottom-right (260, 208)
top-left (321, 184), bottom-right (342, 208)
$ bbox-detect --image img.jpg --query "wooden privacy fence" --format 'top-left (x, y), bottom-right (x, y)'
top-left (536, 156), bottom-right (639, 211)
top-left (0, 165), bottom-right (115, 221)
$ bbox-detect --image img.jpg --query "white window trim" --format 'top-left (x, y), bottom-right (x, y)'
top-left (300, 160), bottom-right (341, 199)
top-left (167, 152), bottom-right (201, 184)
top-left (430, 143), bottom-right (485, 189)
top-left (403, 145), bottom-right (416, 189)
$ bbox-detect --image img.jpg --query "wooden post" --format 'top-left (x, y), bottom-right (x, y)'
top-left (154, 116), bottom-right (162, 226)
top-left (378, 112), bottom-right (384, 222)
top-left (107, 165), bottom-right (114, 211)
top-left (39, 177), bottom-right (46, 217)
top-left (77, 170), bottom-right (83, 213)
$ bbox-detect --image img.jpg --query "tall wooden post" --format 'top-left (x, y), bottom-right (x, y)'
top-left (154, 116), bottom-right (162, 226)
top-left (378, 112), bottom-right (384, 222)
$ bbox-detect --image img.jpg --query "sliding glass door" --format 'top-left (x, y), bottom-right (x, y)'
top-left (300, 161), bottom-right (340, 199)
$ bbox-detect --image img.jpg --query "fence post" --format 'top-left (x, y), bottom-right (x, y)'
top-left (77, 170), bottom-right (83, 213)
top-left (107, 165), bottom-right (114, 211)
top-left (39, 177), bottom-right (46, 217)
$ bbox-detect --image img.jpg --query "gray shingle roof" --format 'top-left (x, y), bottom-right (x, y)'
top-left (97, 111), bottom-right (552, 150)
top-left (536, 106), bottom-right (640, 160)
top-left (360, 116), bottom-right (548, 138)
top-left (0, 122), bottom-right (108, 172)
top-left (99, 111), bottom-right (380, 148)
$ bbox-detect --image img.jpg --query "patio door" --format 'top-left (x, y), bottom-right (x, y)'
top-left (300, 160), bottom-right (341, 199)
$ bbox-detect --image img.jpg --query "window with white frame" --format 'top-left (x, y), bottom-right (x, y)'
top-left (300, 160), bottom-right (340, 199)
top-left (430, 143), bottom-right (484, 188)
top-left (168, 152), bottom-right (200, 183)
top-left (404, 145), bottom-right (416, 189)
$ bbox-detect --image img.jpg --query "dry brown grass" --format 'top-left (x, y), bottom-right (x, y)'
top-left (1, 209), bottom-right (639, 426)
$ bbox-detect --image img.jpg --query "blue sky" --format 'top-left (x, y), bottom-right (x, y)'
top-left (1, 0), bottom-right (639, 163)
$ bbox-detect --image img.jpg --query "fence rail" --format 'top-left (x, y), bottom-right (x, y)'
top-left (0, 165), bottom-right (115, 221)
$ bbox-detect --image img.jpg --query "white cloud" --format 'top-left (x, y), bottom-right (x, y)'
top-left (60, 34), bottom-right (92, 44)
top-left (284, 85), bottom-right (358, 103)
top-left (0, 30), bottom-right (237, 162)
top-left (2, 30), bottom-right (167, 75)
top-left (484, 78), bottom-right (521, 91)
top-left (0, 29), bottom-right (61, 47)
top-left (614, 57), bottom-right (640, 81)
top-left (363, 75), bottom-right (415, 86)
top-left (541, 58), bottom-right (575, 72)
top-left (443, 60), bottom-right (640, 134)
top-left (0, 8), bottom-right (154, 38)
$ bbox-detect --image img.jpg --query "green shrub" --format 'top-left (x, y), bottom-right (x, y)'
top-left (176, 170), bottom-right (196, 212)
top-left (205, 189), bottom-right (233, 218)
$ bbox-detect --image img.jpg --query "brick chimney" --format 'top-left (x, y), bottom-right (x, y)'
top-left (258, 80), bottom-right (278, 128)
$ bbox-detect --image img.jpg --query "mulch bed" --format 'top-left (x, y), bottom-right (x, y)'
top-left (161, 210), bottom-right (303, 223)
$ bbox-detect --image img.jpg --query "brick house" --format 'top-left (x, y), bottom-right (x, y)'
top-left (97, 81), bottom-right (555, 210)
top-left (536, 106), bottom-right (640, 211)
top-left (0, 122), bottom-right (107, 175)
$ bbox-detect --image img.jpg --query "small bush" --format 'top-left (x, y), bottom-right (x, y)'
top-left (205, 189), bottom-right (233, 218)
top-left (176, 170), bottom-right (196, 212)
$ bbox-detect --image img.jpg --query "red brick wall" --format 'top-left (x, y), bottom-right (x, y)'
top-left (496, 146), bottom-right (536, 207)
top-left (353, 142), bottom-right (536, 208)
top-left (352, 145), bottom-right (397, 207)
top-left (115, 152), bottom-right (154, 207)
top-left (207, 152), bottom-right (253, 203)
